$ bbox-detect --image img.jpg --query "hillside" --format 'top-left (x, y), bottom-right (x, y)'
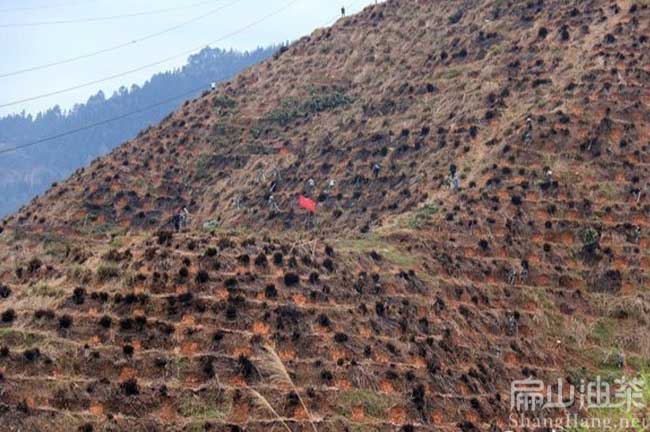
top-left (0, 0), bottom-right (649, 430)
top-left (0, 46), bottom-right (277, 218)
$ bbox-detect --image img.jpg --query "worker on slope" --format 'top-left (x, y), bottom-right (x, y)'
top-left (372, 163), bottom-right (381, 179)
top-left (173, 207), bottom-right (189, 233)
top-left (173, 213), bottom-right (182, 233)
top-left (448, 164), bottom-right (460, 192)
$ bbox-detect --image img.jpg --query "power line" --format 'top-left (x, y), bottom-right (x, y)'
top-left (0, 0), bottom-right (224, 28)
top-left (0, 85), bottom-right (208, 155)
top-left (0, 0), bottom-right (300, 110)
top-left (0, 0), bottom-right (368, 157)
top-left (0, 0), bottom-right (243, 79)
top-left (0, 0), bottom-right (103, 13)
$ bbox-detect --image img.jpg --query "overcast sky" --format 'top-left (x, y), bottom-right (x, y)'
top-left (0, 0), bottom-right (376, 117)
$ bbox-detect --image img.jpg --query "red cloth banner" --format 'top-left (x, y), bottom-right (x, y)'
top-left (298, 195), bottom-right (317, 213)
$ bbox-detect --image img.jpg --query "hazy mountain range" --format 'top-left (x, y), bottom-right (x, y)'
top-left (0, 45), bottom-right (278, 217)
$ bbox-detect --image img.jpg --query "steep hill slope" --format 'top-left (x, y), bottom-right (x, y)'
top-left (0, 0), bottom-right (649, 431)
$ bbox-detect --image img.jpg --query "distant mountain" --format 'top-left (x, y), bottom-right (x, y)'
top-left (0, 45), bottom-right (278, 217)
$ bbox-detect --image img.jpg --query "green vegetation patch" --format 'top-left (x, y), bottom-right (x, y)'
top-left (96, 264), bottom-right (120, 282)
top-left (265, 92), bottom-right (353, 126)
top-left (407, 203), bottom-right (439, 229)
top-left (336, 389), bottom-right (397, 419)
top-left (213, 95), bottom-right (237, 111)
top-left (26, 282), bottom-right (65, 299)
top-left (178, 390), bottom-right (231, 420)
top-left (339, 235), bottom-right (416, 267)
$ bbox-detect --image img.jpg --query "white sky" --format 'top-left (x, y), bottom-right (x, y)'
top-left (0, 0), bottom-right (377, 116)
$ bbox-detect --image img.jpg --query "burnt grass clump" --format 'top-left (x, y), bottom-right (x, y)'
top-left (323, 258), bottom-right (335, 272)
top-left (58, 314), bottom-right (73, 329)
top-left (23, 348), bottom-right (40, 362)
top-left (72, 287), bottom-right (86, 305)
top-left (334, 333), bottom-right (348, 343)
top-left (284, 273), bottom-right (300, 286)
top-left (1, 309), bottom-right (16, 323)
top-left (195, 270), bottom-right (210, 284)
top-left (78, 423), bottom-right (94, 432)
top-left (254, 253), bottom-right (268, 267)
top-left (99, 316), bottom-right (112, 328)
top-left (121, 378), bottom-right (140, 396)
top-left (265, 284), bottom-right (278, 298)
top-left (238, 355), bottom-right (256, 379)
top-left (237, 254), bottom-right (250, 266)
top-left (34, 309), bottom-right (55, 320)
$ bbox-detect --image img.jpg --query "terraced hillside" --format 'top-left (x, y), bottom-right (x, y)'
top-left (0, 0), bottom-right (649, 430)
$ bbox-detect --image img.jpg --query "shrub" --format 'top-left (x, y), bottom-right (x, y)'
top-left (195, 270), bottom-right (210, 284)
top-left (323, 258), bottom-right (335, 272)
top-left (178, 267), bottom-right (189, 279)
top-left (0, 284), bottom-right (11, 298)
top-left (205, 247), bottom-right (218, 257)
top-left (119, 318), bottom-right (133, 331)
top-left (58, 314), bottom-right (73, 329)
top-left (284, 273), bottom-right (300, 286)
top-left (201, 357), bottom-right (215, 378)
top-left (1, 309), bottom-right (16, 323)
top-left (254, 253), bottom-right (267, 267)
top-left (72, 287), bottom-right (86, 305)
top-left (78, 423), bottom-right (94, 432)
top-left (134, 315), bottom-right (147, 330)
top-left (123, 345), bottom-right (134, 357)
top-left (238, 355), bottom-right (256, 378)
top-left (24, 348), bottom-right (40, 361)
top-left (121, 378), bottom-right (139, 396)
top-left (178, 291), bottom-right (193, 304)
top-left (264, 284), bottom-right (277, 298)
top-left (27, 258), bottom-right (42, 274)
top-left (237, 254), bottom-right (250, 266)
top-left (334, 333), bottom-right (348, 343)
top-left (157, 231), bottom-right (173, 245)
top-left (99, 315), bottom-right (112, 329)
top-left (321, 370), bottom-right (333, 381)
top-left (317, 314), bottom-right (330, 327)
top-left (225, 305), bottom-right (237, 320)
top-left (213, 330), bottom-right (225, 343)
top-left (272, 252), bottom-right (284, 265)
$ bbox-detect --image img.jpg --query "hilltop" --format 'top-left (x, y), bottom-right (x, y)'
top-left (0, 0), bottom-right (649, 430)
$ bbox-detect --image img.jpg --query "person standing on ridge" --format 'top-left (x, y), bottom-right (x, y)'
top-left (341, 6), bottom-right (346, 16)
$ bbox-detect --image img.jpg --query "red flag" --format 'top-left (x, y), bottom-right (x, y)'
top-left (298, 195), bottom-right (317, 213)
